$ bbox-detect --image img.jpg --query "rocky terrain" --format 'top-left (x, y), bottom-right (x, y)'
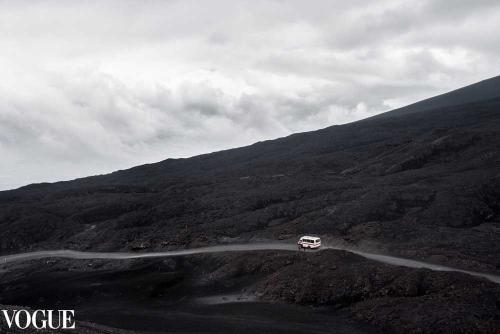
top-left (0, 76), bottom-right (499, 333)
top-left (1, 249), bottom-right (499, 333)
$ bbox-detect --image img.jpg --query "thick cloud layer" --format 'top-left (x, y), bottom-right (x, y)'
top-left (1, 0), bottom-right (499, 190)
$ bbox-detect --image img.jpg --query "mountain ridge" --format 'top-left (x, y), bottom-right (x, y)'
top-left (1, 76), bottom-right (500, 334)
top-left (0, 77), bottom-right (499, 265)
top-left (4, 75), bottom-right (499, 193)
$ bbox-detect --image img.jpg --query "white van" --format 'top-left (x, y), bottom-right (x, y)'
top-left (297, 236), bottom-right (321, 249)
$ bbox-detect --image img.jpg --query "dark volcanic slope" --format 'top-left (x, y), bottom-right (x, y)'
top-left (1, 76), bottom-right (500, 334)
top-left (376, 75), bottom-right (500, 118)
top-left (1, 76), bottom-right (500, 274)
top-left (1, 250), bottom-right (499, 333)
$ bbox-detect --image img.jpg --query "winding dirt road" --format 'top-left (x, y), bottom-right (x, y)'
top-left (1, 242), bottom-right (499, 284)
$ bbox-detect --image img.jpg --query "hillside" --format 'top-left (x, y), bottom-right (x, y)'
top-left (1, 76), bottom-right (499, 269)
top-left (1, 76), bottom-right (500, 333)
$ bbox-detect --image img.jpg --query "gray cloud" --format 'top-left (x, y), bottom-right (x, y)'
top-left (0, 0), bottom-right (499, 189)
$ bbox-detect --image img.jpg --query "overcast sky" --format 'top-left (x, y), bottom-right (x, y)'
top-left (1, 0), bottom-right (500, 190)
